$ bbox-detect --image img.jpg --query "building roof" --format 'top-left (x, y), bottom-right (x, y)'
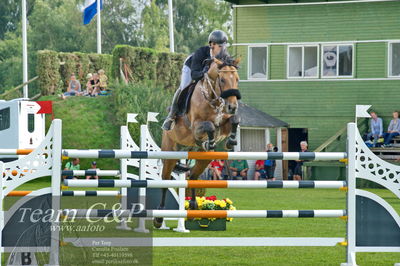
top-left (238, 102), bottom-right (289, 128)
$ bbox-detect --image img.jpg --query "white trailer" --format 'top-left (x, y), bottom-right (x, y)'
top-left (0, 99), bottom-right (45, 161)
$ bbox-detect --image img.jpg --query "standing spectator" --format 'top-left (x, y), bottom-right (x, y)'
top-left (209, 160), bottom-right (224, 180)
top-left (63, 158), bottom-right (80, 179)
top-left (365, 111), bottom-right (383, 147)
top-left (264, 143), bottom-right (276, 181)
top-left (383, 111), bottom-right (400, 147)
top-left (293, 141), bottom-right (308, 181)
top-left (254, 159), bottom-right (267, 180)
top-left (86, 161), bottom-right (99, 180)
top-left (229, 159), bottom-right (249, 180)
top-left (61, 73), bottom-right (81, 99)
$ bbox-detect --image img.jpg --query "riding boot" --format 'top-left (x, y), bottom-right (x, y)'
top-left (162, 89), bottom-right (182, 131)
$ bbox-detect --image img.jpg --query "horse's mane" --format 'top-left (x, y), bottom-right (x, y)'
top-left (215, 49), bottom-right (238, 69)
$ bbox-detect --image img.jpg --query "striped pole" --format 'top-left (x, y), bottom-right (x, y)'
top-left (7, 191), bottom-right (120, 197)
top-left (0, 149), bottom-right (33, 155)
top-left (61, 170), bottom-right (120, 177)
top-left (63, 209), bottom-right (347, 218)
top-left (64, 179), bottom-right (347, 189)
top-left (62, 150), bottom-right (347, 161)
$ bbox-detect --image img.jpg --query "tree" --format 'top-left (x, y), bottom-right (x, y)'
top-left (0, 0), bottom-right (36, 39)
top-left (155, 0), bottom-right (232, 53)
top-left (141, 0), bottom-right (169, 51)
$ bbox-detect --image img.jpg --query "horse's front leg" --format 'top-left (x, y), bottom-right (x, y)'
top-left (225, 114), bottom-right (240, 150)
top-left (194, 121), bottom-right (216, 151)
top-left (188, 159), bottom-right (211, 209)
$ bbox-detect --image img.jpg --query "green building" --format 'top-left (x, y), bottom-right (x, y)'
top-left (224, 0), bottom-right (400, 155)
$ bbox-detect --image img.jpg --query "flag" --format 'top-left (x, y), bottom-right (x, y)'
top-left (36, 101), bottom-right (53, 114)
top-left (83, 0), bottom-right (103, 25)
top-left (147, 112), bottom-right (159, 123)
top-left (355, 105), bottom-right (371, 118)
top-left (127, 113), bottom-right (138, 123)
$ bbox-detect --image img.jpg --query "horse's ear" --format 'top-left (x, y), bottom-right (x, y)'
top-left (233, 57), bottom-right (242, 66)
top-left (213, 58), bottom-right (223, 65)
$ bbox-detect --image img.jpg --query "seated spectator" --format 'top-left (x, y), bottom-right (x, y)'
top-left (383, 111), bottom-right (400, 147)
top-left (91, 73), bottom-right (101, 96)
top-left (209, 160), bottom-right (224, 180)
top-left (61, 73), bottom-right (81, 99)
top-left (229, 159), bottom-right (249, 180)
top-left (264, 143), bottom-right (277, 181)
top-left (364, 111), bottom-right (383, 147)
top-left (86, 161), bottom-right (99, 180)
top-left (98, 69), bottom-right (108, 94)
top-left (293, 141), bottom-right (308, 181)
top-left (254, 159), bottom-right (267, 180)
top-left (63, 158), bottom-right (80, 179)
top-left (85, 73), bottom-right (94, 96)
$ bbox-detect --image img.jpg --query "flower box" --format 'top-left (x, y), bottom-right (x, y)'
top-left (185, 218), bottom-right (226, 231)
top-left (184, 195), bottom-right (235, 231)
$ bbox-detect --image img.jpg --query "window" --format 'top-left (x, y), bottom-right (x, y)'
top-left (249, 46), bottom-right (267, 79)
top-left (28, 114), bottom-right (35, 133)
top-left (0, 108), bottom-right (10, 131)
top-left (322, 44), bottom-right (353, 77)
top-left (288, 46), bottom-right (318, 78)
top-left (389, 42), bottom-right (400, 77)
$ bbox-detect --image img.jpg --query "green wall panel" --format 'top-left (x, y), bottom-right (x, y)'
top-left (235, 2), bottom-right (400, 43)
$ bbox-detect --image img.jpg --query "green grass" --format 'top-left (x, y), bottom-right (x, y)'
top-left (6, 183), bottom-right (400, 265)
top-left (41, 95), bottom-right (121, 171)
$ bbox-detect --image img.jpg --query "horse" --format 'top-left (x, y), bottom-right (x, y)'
top-left (154, 56), bottom-right (241, 228)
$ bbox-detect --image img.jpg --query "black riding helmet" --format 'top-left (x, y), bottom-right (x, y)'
top-left (208, 30), bottom-right (228, 45)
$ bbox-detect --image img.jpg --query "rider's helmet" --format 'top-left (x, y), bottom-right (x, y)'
top-left (208, 30), bottom-right (228, 45)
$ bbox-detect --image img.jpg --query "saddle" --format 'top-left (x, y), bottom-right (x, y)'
top-left (176, 82), bottom-right (197, 116)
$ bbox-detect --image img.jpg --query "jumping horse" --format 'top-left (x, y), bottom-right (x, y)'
top-left (154, 56), bottom-right (241, 228)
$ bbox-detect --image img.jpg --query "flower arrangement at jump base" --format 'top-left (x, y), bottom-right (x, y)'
top-left (184, 196), bottom-right (236, 231)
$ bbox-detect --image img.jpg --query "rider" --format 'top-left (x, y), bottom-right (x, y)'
top-left (162, 30), bottom-right (229, 131)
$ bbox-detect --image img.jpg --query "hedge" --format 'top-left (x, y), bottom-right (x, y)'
top-left (37, 46), bottom-right (187, 95)
top-left (112, 45), bottom-right (186, 90)
top-left (37, 50), bottom-right (112, 95)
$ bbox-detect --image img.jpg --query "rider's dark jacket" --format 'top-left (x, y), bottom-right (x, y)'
top-left (185, 46), bottom-right (211, 81)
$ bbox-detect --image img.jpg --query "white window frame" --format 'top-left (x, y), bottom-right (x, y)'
top-left (248, 45), bottom-right (268, 80)
top-left (388, 41), bottom-right (400, 78)
top-left (286, 45), bottom-right (319, 79)
top-left (321, 43), bottom-right (354, 78)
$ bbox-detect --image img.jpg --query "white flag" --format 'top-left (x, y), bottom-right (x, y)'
top-left (355, 105), bottom-right (372, 118)
top-left (127, 113), bottom-right (138, 123)
top-left (147, 112), bottom-right (159, 123)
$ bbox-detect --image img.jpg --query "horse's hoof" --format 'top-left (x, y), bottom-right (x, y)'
top-left (225, 138), bottom-right (237, 151)
top-left (202, 141), bottom-right (215, 151)
top-left (189, 199), bottom-right (198, 209)
top-left (153, 217), bottom-right (164, 228)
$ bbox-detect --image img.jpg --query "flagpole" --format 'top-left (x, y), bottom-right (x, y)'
top-left (97, 0), bottom-right (101, 54)
top-left (22, 0), bottom-right (28, 98)
top-left (168, 0), bottom-right (174, 53)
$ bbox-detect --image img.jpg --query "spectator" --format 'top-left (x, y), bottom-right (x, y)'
top-left (264, 143), bottom-right (276, 181)
top-left (63, 158), bottom-right (80, 179)
top-left (254, 159), bottom-right (267, 180)
top-left (98, 69), bottom-right (108, 94)
top-left (365, 111), bottom-right (383, 147)
top-left (229, 159), bottom-right (249, 180)
top-left (86, 161), bottom-right (99, 180)
top-left (209, 160), bottom-right (224, 180)
top-left (383, 111), bottom-right (400, 147)
top-left (85, 73), bottom-right (94, 96)
top-left (91, 73), bottom-right (101, 96)
top-left (293, 141), bottom-right (308, 181)
top-left (61, 73), bottom-right (81, 99)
